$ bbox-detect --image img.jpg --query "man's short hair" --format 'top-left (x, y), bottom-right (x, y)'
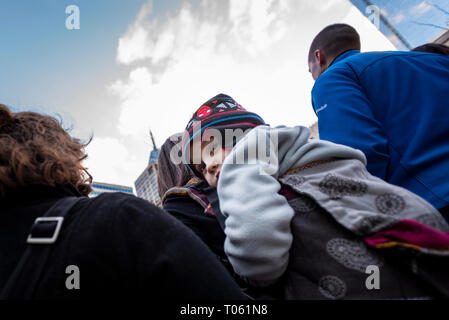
top-left (308, 24), bottom-right (361, 62)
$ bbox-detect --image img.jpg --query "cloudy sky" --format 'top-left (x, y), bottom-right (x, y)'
top-left (1, 0), bottom-right (398, 189)
top-left (350, 0), bottom-right (449, 50)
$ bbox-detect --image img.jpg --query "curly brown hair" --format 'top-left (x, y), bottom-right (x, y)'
top-left (0, 104), bottom-right (92, 198)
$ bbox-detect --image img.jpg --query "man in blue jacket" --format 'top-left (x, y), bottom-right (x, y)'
top-left (308, 24), bottom-right (449, 220)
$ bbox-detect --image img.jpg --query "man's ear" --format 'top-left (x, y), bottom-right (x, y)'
top-left (314, 49), bottom-right (326, 66)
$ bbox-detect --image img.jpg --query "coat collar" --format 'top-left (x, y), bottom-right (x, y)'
top-left (329, 49), bottom-right (360, 68)
top-left (1, 184), bottom-right (82, 209)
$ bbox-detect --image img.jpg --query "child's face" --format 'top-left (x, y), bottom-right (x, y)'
top-left (194, 137), bottom-right (232, 187)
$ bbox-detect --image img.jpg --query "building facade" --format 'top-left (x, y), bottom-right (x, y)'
top-left (134, 131), bottom-right (161, 207)
top-left (135, 161), bottom-right (160, 206)
top-left (90, 181), bottom-right (134, 198)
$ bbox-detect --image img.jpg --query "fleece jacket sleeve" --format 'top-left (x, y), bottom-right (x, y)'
top-left (311, 65), bottom-right (390, 180)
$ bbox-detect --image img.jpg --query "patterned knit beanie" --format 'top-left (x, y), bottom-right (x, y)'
top-left (182, 93), bottom-right (265, 177)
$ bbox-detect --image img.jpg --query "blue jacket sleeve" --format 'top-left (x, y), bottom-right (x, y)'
top-left (312, 65), bottom-right (390, 180)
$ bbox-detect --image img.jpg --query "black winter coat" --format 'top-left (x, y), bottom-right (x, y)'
top-left (0, 184), bottom-right (246, 300)
top-left (162, 181), bottom-right (284, 299)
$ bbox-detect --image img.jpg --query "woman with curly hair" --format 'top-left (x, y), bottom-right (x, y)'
top-left (0, 104), bottom-right (246, 300)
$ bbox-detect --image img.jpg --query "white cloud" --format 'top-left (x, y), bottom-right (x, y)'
top-left (117, 0), bottom-right (290, 65)
top-left (109, 67), bottom-right (154, 137)
top-left (84, 137), bottom-right (141, 188)
top-left (391, 12), bottom-right (406, 25)
top-left (116, 2), bottom-right (155, 65)
top-left (409, 1), bottom-right (432, 17)
top-left (98, 0), bottom-right (397, 187)
top-left (302, 0), bottom-right (345, 13)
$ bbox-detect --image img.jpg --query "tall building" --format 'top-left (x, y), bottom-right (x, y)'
top-left (90, 181), bottom-right (134, 197)
top-left (134, 131), bottom-right (161, 207)
top-left (434, 29), bottom-right (449, 46)
top-left (349, 0), bottom-right (449, 50)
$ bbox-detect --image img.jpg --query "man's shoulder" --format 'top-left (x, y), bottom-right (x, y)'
top-left (316, 50), bottom-right (448, 89)
top-left (74, 192), bottom-right (164, 226)
top-left (312, 51), bottom-right (412, 92)
top-left (335, 50), bottom-right (444, 74)
top-left (66, 192), bottom-right (185, 254)
top-left (85, 192), bottom-right (147, 211)
top-left (329, 51), bottom-right (395, 74)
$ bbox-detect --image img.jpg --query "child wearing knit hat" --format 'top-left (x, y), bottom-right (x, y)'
top-left (182, 93), bottom-right (265, 185)
top-left (180, 94), bottom-right (449, 299)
